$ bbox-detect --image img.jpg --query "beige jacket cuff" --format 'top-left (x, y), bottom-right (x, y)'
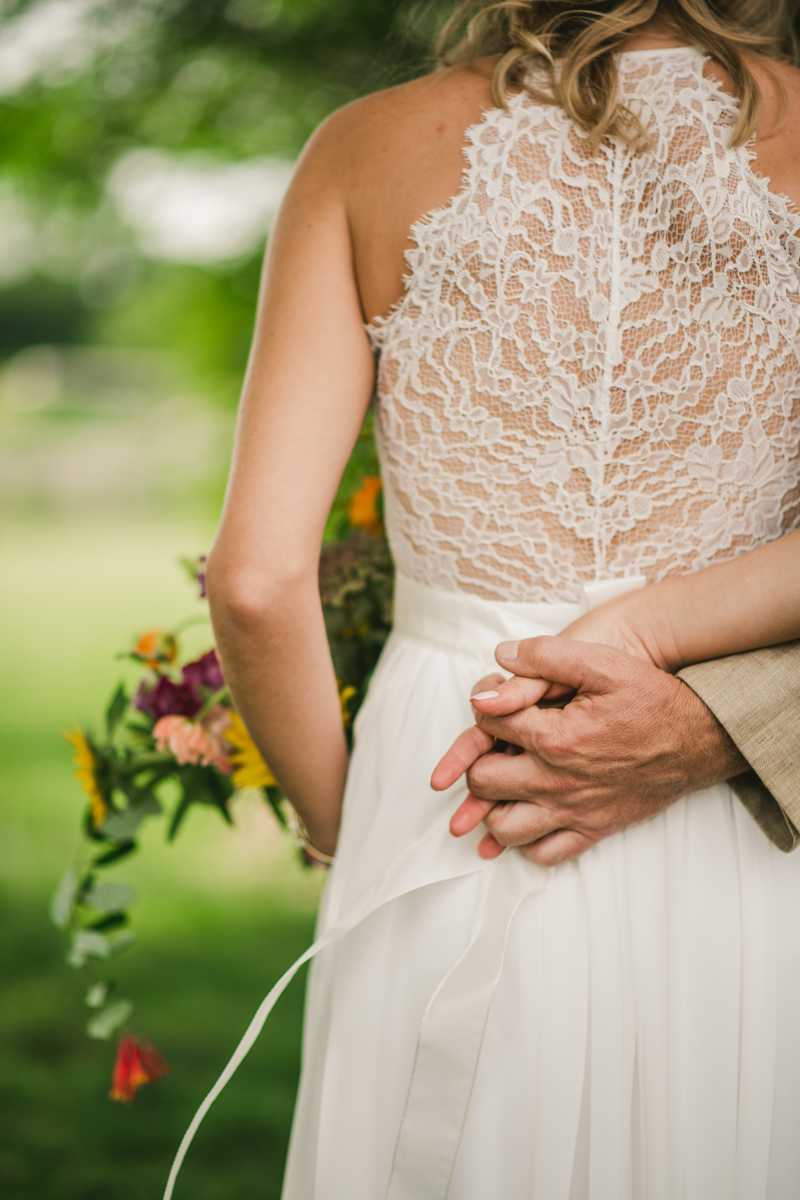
top-left (678, 641), bottom-right (800, 853)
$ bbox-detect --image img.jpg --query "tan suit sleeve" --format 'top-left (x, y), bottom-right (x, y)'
top-left (677, 642), bottom-right (800, 852)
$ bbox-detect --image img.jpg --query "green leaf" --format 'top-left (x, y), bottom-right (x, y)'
top-left (204, 768), bottom-right (234, 825)
top-left (88, 911), bottom-right (128, 933)
top-left (82, 881), bottom-right (137, 912)
top-left (105, 684), bottom-right (128, 737)
top-left (107, 932), bottom-right (136, 957)
top-left (119, 752), bottom-right (173, 775)
top-left (87, 999), bottom-right (133, 1041)
top-left (85, 982), bottom-right (109, 1009)
top-left (101, 795), bottom-right (160, 839)
top-left (92, 840), bottom-right (136, 867)
top-left (264, 786), bottom-right (288, 828)
top-left (167, 790), bottom-right (194, 841)
top-left (168, 765), bottom-right (207, 840)
top-left (50, 868), bottom-right (79, 929)
top-left (67, 929), bottom-right (110, 967)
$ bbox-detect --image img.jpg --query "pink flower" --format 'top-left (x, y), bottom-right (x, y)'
top-left (153, 708), bottom-right (232, 773)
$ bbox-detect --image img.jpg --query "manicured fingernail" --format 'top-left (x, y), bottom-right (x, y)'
top-left (471, 690), bottom-right (499, 702)
top-left (496, 641), bottom-right (520, 661)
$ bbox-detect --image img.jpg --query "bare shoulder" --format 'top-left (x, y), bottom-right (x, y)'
top-left (749, 56), bottom-right (800, 210)
top-left (308, 60), bottom-right (496, 179)
top-left (704, 52), bottom-right (800, 209)
top-left (301, 62), bottom-right (493, 182)
top-left (290, 60), bottom-right (499, 323)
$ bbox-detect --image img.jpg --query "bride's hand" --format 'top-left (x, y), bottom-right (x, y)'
top-left (432, 598), bottom-right (677, 855)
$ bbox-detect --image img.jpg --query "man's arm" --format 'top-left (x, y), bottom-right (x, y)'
top-left (678, 641), bottom-right (800, 852)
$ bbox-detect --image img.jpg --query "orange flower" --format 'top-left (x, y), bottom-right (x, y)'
top-left (348, 476), bottom-right (383, 537)
top-left (110, 1033), bottom-right (170, 1103)
top-left (132, 630), bottom-right (178, 670)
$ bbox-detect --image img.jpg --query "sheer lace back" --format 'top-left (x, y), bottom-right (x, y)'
top-left (368, 46), bottom-right (800, 603)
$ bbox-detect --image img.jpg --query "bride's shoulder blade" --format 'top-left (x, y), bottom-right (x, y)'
top-left (295, 59), bottom-right (500, 325)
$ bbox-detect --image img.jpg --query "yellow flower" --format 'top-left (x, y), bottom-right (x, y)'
top-left (224, 712), bottom-right (276, 790)
top-left (348, 475), bottom-right (383, 537)
top-left (339, 685), bottom-right (356, 727)
top-left (64, 729), bottom-right (108, 826)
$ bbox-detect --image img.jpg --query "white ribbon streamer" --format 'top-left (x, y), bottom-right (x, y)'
top-left (386, 851), bottom-right (551, 1199)
top-left (163, 818), bottom-right (499, 1200)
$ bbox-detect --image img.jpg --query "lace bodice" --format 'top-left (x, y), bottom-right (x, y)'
top-left (367, 45), bottom-right (800, 603)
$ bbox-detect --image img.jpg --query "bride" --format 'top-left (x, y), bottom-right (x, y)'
top-left (195, 1), bottom-right (800, 1196)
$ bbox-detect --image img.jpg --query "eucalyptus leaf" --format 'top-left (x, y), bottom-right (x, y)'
top-left (67, 929), bottom-right (110, 967)
top-left (87, 999), bottom-right (133, 1040)
top-left (93, 839), bottom-right (136, 867)
top-left (50, 868), bottom-right (79, 929)
top-left (88, 911), bottom-right (128, 933)
top-left (85, 981), bottom-right (109, 1009)
top-left (82, 881), bottom-right (137, 912)
top-left (108, 932), bottom-right (136, 957)
top-left (101, 796), bottom-right (160, 839)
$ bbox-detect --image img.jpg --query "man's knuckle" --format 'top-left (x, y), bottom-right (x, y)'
top-left (536, 725), bottom-right (572, 761)
top-left (465, 763), bottom-right (490, 796)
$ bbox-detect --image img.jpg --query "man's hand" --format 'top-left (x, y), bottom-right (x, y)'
top-left (431, 637), bottom-right (747, 866)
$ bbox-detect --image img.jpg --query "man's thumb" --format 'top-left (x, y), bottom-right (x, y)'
top-left (495, 635), bottom-right (616, 694)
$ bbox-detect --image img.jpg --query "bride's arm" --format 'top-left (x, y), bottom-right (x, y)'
top-left (564, 530), bottom-right (800, 673)
top-left (205, 121), bottom-right (375, 857)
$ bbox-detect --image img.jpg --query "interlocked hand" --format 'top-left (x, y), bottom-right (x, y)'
top-left (431, 637), bottom-right (746, 866)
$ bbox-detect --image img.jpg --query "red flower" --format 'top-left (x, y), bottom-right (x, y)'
top-left (181, 649), bottom-right (225, 694)
top-left (134, 676), bottom-right (202, 721)
top-left (109, 1033), bottom-right (170, 1103)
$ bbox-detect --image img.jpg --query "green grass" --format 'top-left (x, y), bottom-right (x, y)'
top-left (0, 515), bottom-right (324, 1199)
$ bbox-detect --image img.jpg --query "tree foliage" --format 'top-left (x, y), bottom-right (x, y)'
top-left (0, 0), bottom-right (450, 372)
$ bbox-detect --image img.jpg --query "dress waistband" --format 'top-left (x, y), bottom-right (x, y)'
top-left (392, 574), bottom-right (646, 667)
top-left (393, 575), bottom-right (580, 665)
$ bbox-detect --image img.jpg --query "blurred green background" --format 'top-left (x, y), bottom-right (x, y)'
top-left (0, 1), bottom-right (442, 1195)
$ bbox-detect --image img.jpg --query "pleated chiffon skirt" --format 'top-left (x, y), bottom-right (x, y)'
top-left (281, 575), bottom-right (800, 1200)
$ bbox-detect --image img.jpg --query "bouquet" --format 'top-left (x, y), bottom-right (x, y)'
top-left (52, 474), bottom-right (393, 1101)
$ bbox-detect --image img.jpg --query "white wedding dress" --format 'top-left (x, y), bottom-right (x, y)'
top-left (163, 45), bottom-right (800, 1200)
top-left (280, 46), bottom-right (800, 1200)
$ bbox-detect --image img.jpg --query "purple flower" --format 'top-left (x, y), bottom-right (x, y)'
top-left (134, 676), bottom-right (202, 721)
top-left (181, 649), bottom-right (224, 694)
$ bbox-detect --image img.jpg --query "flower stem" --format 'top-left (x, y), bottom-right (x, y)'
top-left (195, 686), bottom-right (229, 723)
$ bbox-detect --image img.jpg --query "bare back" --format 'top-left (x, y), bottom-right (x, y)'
top-left (312, 39), bottom-right (800, 325)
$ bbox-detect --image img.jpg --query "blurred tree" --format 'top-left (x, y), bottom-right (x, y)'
top-left (1, 0), bottom-right (445, 192)
top-left (0, 0), bottom-right (451, 380)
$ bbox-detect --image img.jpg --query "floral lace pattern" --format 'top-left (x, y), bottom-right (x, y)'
top-left (368, 47), bottom-right (800, 602)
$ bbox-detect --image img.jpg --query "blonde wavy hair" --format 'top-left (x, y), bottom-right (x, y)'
top-left (437, 0), bottom-right (800, 149)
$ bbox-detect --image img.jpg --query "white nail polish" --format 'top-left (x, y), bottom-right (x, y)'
top-left (496, 641), bottom-right (520, 661)
top-left (471, 690), bottom-right (500, 701)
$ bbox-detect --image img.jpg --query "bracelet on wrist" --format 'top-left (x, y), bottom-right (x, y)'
top-left (287, 812), bottom-right (335, 868)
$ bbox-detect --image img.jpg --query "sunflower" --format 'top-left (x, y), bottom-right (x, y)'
top-left (339, 685), bottom-right (357, 727)
top-left (64, 729), bottom-right (108, 826)
top-left (224, 712), bottom-right (277, 790)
